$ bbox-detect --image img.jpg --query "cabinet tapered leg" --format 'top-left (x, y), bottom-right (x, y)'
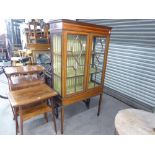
top-left (61, 106), bottom-right (64, 134)
top-left (83, 98), bottom-right (90, 109)
top-left (97, 94), bottom-right (103, 116)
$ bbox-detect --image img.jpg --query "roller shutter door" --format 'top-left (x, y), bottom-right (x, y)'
top-left (79, 19), bottom-right (155, 112)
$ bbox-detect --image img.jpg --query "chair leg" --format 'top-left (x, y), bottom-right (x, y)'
top-left (61, 106), bottom-right (64, 134)
top-left (19, 106), bottom-right (23, 135)
top-left (97, 94), bottom-right (103, 116)
top-left (44, 113), bottom-right (48, 122)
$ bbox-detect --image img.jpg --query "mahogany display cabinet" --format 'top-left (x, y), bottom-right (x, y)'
top-left (50, 20), bottom-right (112, 134)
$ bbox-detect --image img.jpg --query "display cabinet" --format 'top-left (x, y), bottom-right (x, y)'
top-left (50, 20), bottom-right (112, 133)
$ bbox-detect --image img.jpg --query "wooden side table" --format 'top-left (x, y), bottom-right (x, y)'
top-left (4, 65), bottom-right (45, 121)
top-left (8, 83), bottom-right (57, 135)
top-left (115, 109), bottom-right (155, 135)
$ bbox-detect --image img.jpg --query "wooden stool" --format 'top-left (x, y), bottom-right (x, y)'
top-left (115, 108), bottom-right (155, 135)
top-left (8, 84), bottom-right (57, 135)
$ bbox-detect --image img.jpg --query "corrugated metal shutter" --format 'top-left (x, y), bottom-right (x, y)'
top-left (78, 19), bottom-right (155, 112)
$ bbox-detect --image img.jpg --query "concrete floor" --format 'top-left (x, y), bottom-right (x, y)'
top-left (0, 73), bottom-right (130, 135)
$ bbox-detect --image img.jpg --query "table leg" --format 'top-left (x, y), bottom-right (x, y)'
top-left (50, 98), bottom-right (57, 134)
top-left (97, 94), bottom-right (103, 116)
top-left (55, 103), bottom-right (59, 119)
top-left (44, 112), bottom-right (48, 122)
top-left (61, 106), bottom-right (64, 134)
top-left (14, 107), bottom-right (18, 135)
top-left (11, 105), bottom-right (15, 120)
top-left (83, 98), bottom-right (90, 109)
top-left (19, 106), bottom-right (23, 135)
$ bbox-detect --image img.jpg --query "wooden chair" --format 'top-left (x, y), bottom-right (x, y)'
top-left (11, 56), bottom-right (32, 66)
top-left (115, 108), bottom-right (155, 135)
top-left (11, 50), bottom-right (32, 66)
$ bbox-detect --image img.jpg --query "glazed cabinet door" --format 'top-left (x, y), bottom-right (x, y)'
top-left (51, 32), bottom-right (62, 95)
top-left (64, 32), bottom-right (89, 95)
top-left (87, 34), bottom-right (108, 89)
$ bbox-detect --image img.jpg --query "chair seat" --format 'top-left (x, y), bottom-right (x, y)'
top-left (10, 75), bottom-right (44, 90)
top-left (21, 103), bottom-right (51, 121)
top-left (11, 57), bottom-right (32, 66)
top-left (115, 108), bottom-right (155, 135)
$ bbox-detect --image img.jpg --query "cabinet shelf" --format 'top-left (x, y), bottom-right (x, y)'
top-left (68, 51), bottom-right (86, 56)
top-left (54, 67), bottom-right (102, 78)
top-left (53, 52), bottom-right (61, 56)
top-left (54, 81), bottom-right (99, 95)
top-left (92, 52), bottom-right (104, 55)
top-left (53, 51), bottom-right (86, 56)
top-left (66, 85), bottom-right (83, 94)
top-left (67, 81), bottom-right (100, 94)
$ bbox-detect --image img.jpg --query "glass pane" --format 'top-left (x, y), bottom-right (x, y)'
top-left (88, 36), bottom-right (106, 89)
top-left (66, 34), bottom-right (87, 94)
top-left (52, 33), bottom-right (61, 94)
